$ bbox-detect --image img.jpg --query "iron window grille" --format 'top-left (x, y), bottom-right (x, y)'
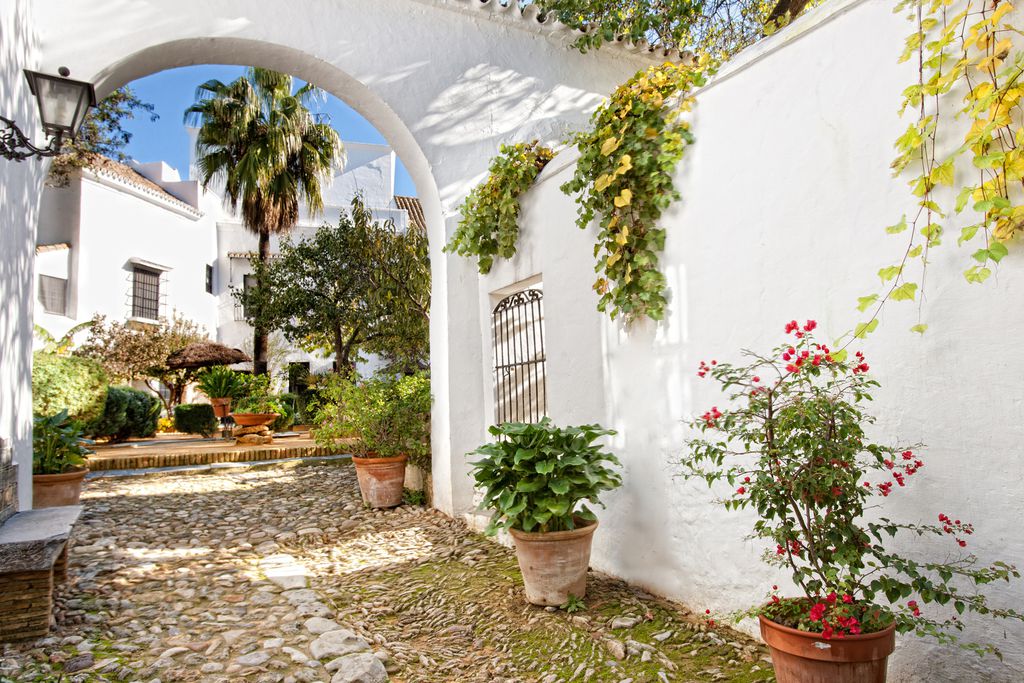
top-left (38, 274), bottom-right (68, 316)
top-left (492, 288), bottom-right (547, 425)
top-left (130, 266), bottom-right (161, 320)
top-left (205, 264), bottom-right (214, 294)
top-left (235, 274), bottom-right (257, 322)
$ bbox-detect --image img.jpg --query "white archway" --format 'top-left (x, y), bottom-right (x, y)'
top-left (3, 0), bottom-right (660, 514)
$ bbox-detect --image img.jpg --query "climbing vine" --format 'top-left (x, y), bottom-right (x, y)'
top-left (562, 61), bottom-right (710, 323)
top-left (444, 141), bottom-right (554, 274)
top-left (858, 0), bottom-right (1024, 337)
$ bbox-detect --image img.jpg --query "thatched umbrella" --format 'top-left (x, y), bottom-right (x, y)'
top-left (165, 341), bottom-right (250, 370)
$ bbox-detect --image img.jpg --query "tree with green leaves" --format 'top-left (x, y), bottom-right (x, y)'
top-left (186, 68), bottom-right (343, 375)
top-left (48, 86), bottom-right (158, 186)
top-left (241, 196), bottom-right (429, 374)
top-left (531, 0), bottom-right (818, 60)
top-left (75, 313), bottom-right (208, 414)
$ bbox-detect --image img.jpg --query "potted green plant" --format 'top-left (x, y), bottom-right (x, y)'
top-left (196, 365), bottom-right (245, 418)
top-left (230, 374), bottom-right (282, 427)
top-left (469, 418), bottom-right (622, 606)
top-left (312, 372), bottom-right (430, 508)
top-left (32, 410), bottom-right (92, 508)
top-left (681, 319), bottom-right (1023, 682)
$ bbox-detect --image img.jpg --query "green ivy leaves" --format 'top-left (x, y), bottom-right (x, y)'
top-left (444, 141), bottom-right (554, 274)
top-left (562, 62), bottom-right (709, 324)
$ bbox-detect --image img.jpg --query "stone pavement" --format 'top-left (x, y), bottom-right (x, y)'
top-left (0, 462), bottom-right (773, 682)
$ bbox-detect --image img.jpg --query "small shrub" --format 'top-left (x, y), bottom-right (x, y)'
top-left (33, 411), bottom-right (91, 475)
top-left (402, 488), bottom-right (426, 506)
top-left (88, 387), bottom-right (131, 440)
top-left (174, 403), bottom-right (218, 437)
top-left (120, 388), bottom-right (160, 439)
top-left (272, 394), bottom-right (297, 432)
top-left (32, 352), bottom-right (107, 424)
top-left (156, 416), bottom-right (175, 433)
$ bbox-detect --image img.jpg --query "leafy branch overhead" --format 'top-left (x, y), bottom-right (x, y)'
top-left (445, 141), bottom-right (554, 274)
top-left (563, 61), bottom-right (710, 323)
top-left (858, 0), bottom-right (1024, 337)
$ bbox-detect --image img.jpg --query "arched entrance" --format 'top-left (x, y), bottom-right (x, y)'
top-left (1, 0), bottom-right (658, 515)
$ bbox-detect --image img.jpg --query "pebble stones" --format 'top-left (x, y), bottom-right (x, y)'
top-left (1, 462), bottom-right (768, 683)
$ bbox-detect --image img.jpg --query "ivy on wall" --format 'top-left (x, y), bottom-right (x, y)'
top-left (561, 61), bottom-right (710, 323)
top-left (858, 0), bottom-right (1023, 337)
top-left (444, 141), bottom-right (554, 274)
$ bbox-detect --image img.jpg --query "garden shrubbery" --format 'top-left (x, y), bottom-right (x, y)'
top-left (88, 387), bottom-right (162, 442)
top-left (32, 351), bottom-right (108, 424)
top-left (174, 403), bottom-right (218, 437)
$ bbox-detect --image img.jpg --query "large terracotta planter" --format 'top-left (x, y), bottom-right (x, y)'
top-left (230, 412), bottom-right (278, 427)
top-left (759, 614), bottom-right (896, 683)
top-left (352, 454), bottom-right (407, 508)
top-left (210, 397), bottom-right (232, 419)
top-left (33, 468), bottom-right (89, 508)
top-left (508, 519), bottom-right (598, 606)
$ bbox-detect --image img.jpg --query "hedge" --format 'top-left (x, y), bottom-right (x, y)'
top-left (174, 403), bottom-right (218, 437)
top-left (32, 352), bottom-right (107, 424)
top-left (89, 387), bottom-right (161, 442)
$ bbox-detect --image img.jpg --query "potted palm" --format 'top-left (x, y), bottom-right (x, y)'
top-left (470, 419), bottom-right (622, 606)
top-left (196, 365), bottom-right (244, 418)
top-left (33, 410), bottom-right (91, 508)
top-left (682, 319), bottom-right (1023, 682)
top-left (312, 372), bottom-right (430, 508)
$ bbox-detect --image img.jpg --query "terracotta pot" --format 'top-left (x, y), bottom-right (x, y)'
top-left (32, 468), bottom-right (89, 508)
top-left (759, 614), bottom-right (896, 683)
top-left (352, 454), bottom-right (407, 508)
top-left (508, 519), bottom-right (598, 606)
top-left (230, 412), bottom-right (279, 427)
top-left (210, 397), bottom-right (232, 419)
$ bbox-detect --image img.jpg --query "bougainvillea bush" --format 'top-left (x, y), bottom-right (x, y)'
top-left (680, 320), bottom-right (1023, 655)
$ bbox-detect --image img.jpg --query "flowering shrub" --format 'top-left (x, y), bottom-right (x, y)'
top-left (681, 319), bottom-right (1023, 654)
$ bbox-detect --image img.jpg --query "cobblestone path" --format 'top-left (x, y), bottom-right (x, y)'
top-left (1, 462), bottom-right (773, 683)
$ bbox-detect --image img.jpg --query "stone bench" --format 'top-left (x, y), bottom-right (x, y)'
top-left (0, 505), bottom-right (81, 640)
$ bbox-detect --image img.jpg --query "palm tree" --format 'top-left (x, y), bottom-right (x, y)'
top-left (185, 68), bottom-right (342, 375)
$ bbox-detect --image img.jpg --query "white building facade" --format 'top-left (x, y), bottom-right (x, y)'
top-left (33, 139), bottom-right (419, 383)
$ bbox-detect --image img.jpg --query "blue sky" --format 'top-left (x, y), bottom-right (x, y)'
top-left (119, 65), bottom-right (417, 196)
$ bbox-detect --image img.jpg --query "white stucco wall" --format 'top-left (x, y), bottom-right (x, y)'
top-left (36, 174), bottom-right (219, 341)
top-left (0, 0), bottom-right (41, 511)
top-left (473, 1), bottom-right (1024, 680)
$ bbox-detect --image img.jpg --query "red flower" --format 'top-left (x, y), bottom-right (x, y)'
top-left (908, 600), bottom-right (921, 617)
top-left (736, 487), bottom-right (746, 495)
top-left (803, 320), bottom-right (817, 332)
top-left (786, 364), bottom-right (798, 373)
top-left (808, 602), bottom-right (827, 622)
top-left (752, 376), bottom-right (760, 383)
top-left (842, 594), bottom-right (853, 604)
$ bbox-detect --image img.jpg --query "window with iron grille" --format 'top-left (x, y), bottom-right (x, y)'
top-left (236, 274), bottom-right (257, 321)
top-left (38, 275), bottom-right (68, 316)
top-left (492, 288), bottom-right (547, 425)
top-left (205, 264), bottom-right (214, 294)
top-left (131, 266), bottom-right (161, 320)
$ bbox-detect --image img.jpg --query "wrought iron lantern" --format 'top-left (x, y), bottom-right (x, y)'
top-left (1, 67), bottom-right (96, 162)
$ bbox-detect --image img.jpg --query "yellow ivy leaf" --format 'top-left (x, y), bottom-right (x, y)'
top-left (615, 225), bottom-right (630, 245)
top-left (601, 137), bottom-right (620, 156)
top-left (614, 189), bottom-right (633, 208)
top-left (594, 174), bottom-right (614, 192)
top-left (930, 159), bottom-right (955, 186)
top-left (607, 251), bottom-right (622, 267)
top-left (615, 154), bottom-right (633, 176)
top-left (991, 2), bottom-right (1014, 25)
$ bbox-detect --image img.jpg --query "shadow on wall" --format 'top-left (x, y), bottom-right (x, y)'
top-left (0, 0), bottom-right (44, 511)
